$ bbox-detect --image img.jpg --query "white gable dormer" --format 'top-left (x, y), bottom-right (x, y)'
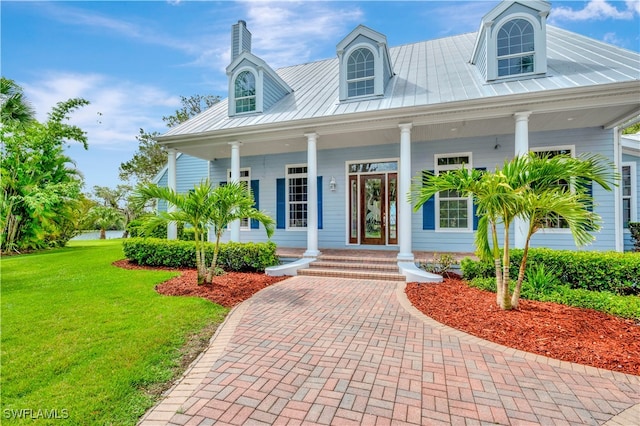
top-left (226, 21), bottom-right (292, 117)
top-left (471, 0), bottom-right (550, 82)
top-left (337, 25), bottom-right (394, 101)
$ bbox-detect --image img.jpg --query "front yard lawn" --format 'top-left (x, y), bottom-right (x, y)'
top-left (1, 240), bottom-right (227, 425)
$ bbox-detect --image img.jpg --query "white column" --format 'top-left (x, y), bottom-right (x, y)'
top-left (397, 123), bottom-right (414, 262)
top-left (229, 141), bottom-right (241, 242)
top-left (514, 112), bottom-right (531, 249)
top-left (304, 132), bottom-right (320, 257)
top-left (167, 148), bottom-right (178, 240)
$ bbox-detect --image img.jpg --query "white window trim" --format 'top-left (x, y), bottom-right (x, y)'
top-left (285, 163), bottom-right (308, 231)
top-left (531, 145), bottom-right (575, 234)
top-left (339, 42), bottom-right (383, 101)
top-left (487, 12), bottom-right (546, 81)
top-left (434, 152), bottom-right (473, 232)
top-left (622, 161), bottom-right (637, 231)
top-left (227, 167), bottom-right (251, 230)
top-left (228, 66), bottom-right (263, 116)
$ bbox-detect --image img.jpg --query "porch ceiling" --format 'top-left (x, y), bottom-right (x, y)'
top-left (168, 102), bottom-right (638, 161)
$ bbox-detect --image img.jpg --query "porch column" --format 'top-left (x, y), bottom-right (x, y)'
top-left (304, 132), bottom-right (320, 257)
top-left (229, 141), bottom-right (241, 242)
top-left (514, 112), bottom-right (531, 249)
top-left (167, 148), bottom-right (178, 240)
top-left (397, 123), bottom-right (414, 262)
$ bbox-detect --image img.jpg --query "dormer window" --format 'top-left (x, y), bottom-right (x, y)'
top-left (234, 71), bottom-right (256, 114)
top-left (470, 1), bottom-right (549, 82)
top-left (497, 19), bottom-right (535, 77)
top-left (347, 48), bottom-right (375, 97)
top-left (337, 25), bottom-right (394, 102)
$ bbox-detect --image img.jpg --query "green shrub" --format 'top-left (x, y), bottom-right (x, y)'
top-left (461, 249), bottom-right (639, 296)
top-left (467, 277), bottom-right (497, 292)
top-left (630, 222), bottom-right (640, 252)
top-left (460, 257), bottom-right (494, 280)
top-left (521, 263), bottom-right (561, 299)
top-left (122, 238), bottom-right (278, 272)
top-left (180, 227), bottom-right (196, 241)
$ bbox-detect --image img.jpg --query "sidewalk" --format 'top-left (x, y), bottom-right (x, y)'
top-left (140, 276), bottom-right (640, 425)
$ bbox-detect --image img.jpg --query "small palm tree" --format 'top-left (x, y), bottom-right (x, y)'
top-left (1, 77), bottom-right (35, 126)
top-left (133, 180), bottom-right (275, 285)
top-left (413, 152), bottom-right (615, 310)
top-left (87, 206), bottom-right (124, 239)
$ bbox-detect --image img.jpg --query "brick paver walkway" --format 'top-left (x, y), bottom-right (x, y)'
top-left (140, 276), bottom-right (640, 425)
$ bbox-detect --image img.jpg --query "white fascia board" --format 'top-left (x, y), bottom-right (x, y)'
top-left (482, 0), bottom-right (550, 22)
top-left (622, 136), bottom-right (640, 156)
top-left (336, 24), bottom-right (388, 52)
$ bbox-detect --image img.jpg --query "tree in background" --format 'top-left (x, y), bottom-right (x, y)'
top-left (1, 77), bottom-right (35, 126)
top-left (622, 122), bottom-right (640, 134)
top-left (119, 94), bottom-right (220, 184)
top-left (86, 206), bottom-right (124, 239)
top-left (1, 88), bottom-right (90, 252)
top-left (91, 184), bottom-right (143, 237)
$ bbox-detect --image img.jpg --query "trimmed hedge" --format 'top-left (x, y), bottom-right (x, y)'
top-left (461, 248), bottom-right (640, 296)
top-left (122, 238), bottom-right (279, 272)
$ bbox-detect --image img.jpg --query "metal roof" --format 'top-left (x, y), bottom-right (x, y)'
top-left (163, 26), bottom-right (640, 139)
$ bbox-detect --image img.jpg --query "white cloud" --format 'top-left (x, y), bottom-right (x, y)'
top-left (551, 0), bottom-right (638, 22)
top-left (22, 72), bottom-right (181, 151)
top-left (241, 2), bottom-right (364, 68)
top-left (429, 1), bottom-right (495, 36)
top-left (603, 31), bottom-right (624, 46)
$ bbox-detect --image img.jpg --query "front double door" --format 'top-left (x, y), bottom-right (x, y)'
top-left (349, 173), bottom-right (397, 245)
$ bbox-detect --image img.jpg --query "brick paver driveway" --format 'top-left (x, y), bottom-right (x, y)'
top-left (140, 276), bottom-right (640, 425)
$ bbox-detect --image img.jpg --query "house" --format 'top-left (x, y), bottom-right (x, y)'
top-left (155, 0), bottom-right (640, 275)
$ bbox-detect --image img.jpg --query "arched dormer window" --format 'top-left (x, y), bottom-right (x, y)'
top-left (497, 19), bottom-right (535, 77)
top-left (234, 71), bottom-right (256, 114)
top-left (347, 48), bottom-right (375, 97)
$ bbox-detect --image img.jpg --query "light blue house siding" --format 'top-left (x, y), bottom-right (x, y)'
top-left (156, 153), bottom-right (208, 212)
top-left (206, 126), bottom-right (619, 252)
top-left (622, 153), bottom-right (640, 251)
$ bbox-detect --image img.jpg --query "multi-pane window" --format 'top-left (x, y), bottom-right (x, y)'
top-left (347, 48), bottom-right (375, 97)
top-left (287, 165), bottom-right (308, 228)
top-left (497, 19), bottom-right (535, 77)
top-left (622, 164), bottom-right (636, 228)
top-left (234, 71), bottom-right (256, 113)
top-left (532, 147), bottom-right (573, 229)
top-left (436, 154), bottom-right (471, 230)
top-left (227, 168), bottom-right (251, 229)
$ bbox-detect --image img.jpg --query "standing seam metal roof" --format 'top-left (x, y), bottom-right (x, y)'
top-left (164, 26), bottom-right (640, 138)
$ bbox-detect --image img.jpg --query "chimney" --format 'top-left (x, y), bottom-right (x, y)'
top-left (231, 20), bottom-right (252, 62)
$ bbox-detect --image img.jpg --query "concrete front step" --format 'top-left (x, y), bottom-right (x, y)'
top-left (299, 268), bottom-right (406, 282)
top-left (317, 255), bottom-right (397, 264)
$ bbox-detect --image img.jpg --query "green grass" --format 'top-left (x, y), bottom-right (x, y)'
top-left (1, 240), bottom-right (228, 425)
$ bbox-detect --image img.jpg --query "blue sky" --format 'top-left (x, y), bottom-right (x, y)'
top-left (3, 0), bottom-right (639, 191)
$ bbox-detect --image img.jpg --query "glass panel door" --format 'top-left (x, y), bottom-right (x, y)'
top-left (360, 174), bottom-right (386, 245)
top-left (388, 173), bottom-right (397, 245)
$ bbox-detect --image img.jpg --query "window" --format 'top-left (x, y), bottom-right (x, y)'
top-left (622, 163), bottom-right (636, 228)
top-left (347, 48), bottom-right (375, 98)
top-left (497, 19), bottom-right (534, 77)
top-left (435, 154), bottom-right (472, 230)
top-left (234, 71), bottom-right (256, 113)
top-left (287, 165), bottom-right (308, 228)
top-left (532, 147), bottom-right (574, 229)
top-left (227, 168), bottom-right (251, 229)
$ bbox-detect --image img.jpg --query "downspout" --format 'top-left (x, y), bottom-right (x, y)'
top-left (613, 127), bottom-right (623, 252)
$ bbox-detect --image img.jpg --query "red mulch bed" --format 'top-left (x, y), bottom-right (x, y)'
top-left (114, 260), bottom-right (639, 376)
top-left (406, 278), bottom-right (640, 376)
top-left (113, 260), bottom-right (286, 308)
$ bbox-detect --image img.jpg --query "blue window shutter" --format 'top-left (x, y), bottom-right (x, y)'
top-left (317, 176), bottom-right (323, 230)
top-left (422, 170), bottom-right (435, 230)
top-left (473, 168), bottom-right (486, 231)
top-left (276, 178), bottom-right (286, 229)
top-left (250, 180), bottom-right (259, 229)
top-left (219, 181), bottom-right (226, 187)
top-left (585, 181), bottom-right (593, 212)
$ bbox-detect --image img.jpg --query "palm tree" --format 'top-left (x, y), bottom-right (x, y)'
top-left (413, 152), bottom-right (615, 310)
top-left (1, 77), bottom-right (35, 126)
top-left (133, 180), bottom-right (275, 285)
top-left (87, 206), bottom-right (124, 239)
